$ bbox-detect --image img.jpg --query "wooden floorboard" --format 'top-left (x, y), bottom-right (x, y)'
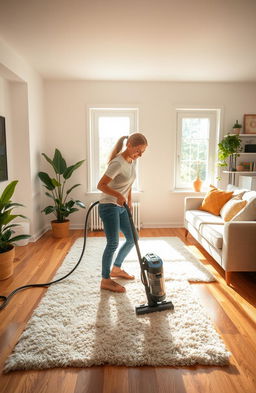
top-left (0, 228), bottom-right (255, 393)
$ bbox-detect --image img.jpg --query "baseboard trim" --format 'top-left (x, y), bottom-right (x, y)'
top-left (30, 226), bottom-right (50, 242)
top-left (69, 222), bottom-right (184, 229)
top-left (142, 222), bottom-right (184, 228)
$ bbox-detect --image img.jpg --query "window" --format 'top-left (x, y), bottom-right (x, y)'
top-left (175, 109), bottom-right (219, 189)
top-left (88, 108), bottom-right (139, 192)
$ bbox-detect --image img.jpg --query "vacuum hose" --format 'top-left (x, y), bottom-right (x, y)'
top-left (0, 201), bottom-right (100, 311)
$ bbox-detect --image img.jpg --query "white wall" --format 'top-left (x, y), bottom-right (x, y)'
top-left (44, 80), bottom-right (256, 227)
top-left (0, 38), bottom-right (45, 239)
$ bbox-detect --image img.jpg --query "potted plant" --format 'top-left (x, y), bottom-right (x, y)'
top-left (0, 180), bottom-right (30, 280)
top-left (218, 134), bottom-right (242, 171)
top-left (38, 149), bottom-right (85, 238)
top-left (232, 120), bottom-right (242, 135)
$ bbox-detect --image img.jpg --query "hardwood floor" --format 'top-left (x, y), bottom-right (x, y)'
top-left (0, 228), bottom-right (255, 393)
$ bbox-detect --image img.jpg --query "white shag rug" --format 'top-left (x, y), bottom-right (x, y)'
top-left (4, 237), bottom-right (229, 372)
top-left (122, 236), bottom-right (216, 282)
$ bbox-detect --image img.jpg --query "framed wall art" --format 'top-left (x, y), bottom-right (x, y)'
top-left (0, 116), bottom-right (8, 181)
top-left (244, 114), bottom-right (256, 134)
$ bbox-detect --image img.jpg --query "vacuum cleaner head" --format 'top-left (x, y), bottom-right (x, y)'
top-left (123, 203), bottom-right (174, 316)
top-left (135, 300), bottom-right (174, 315)
top-left (136, 253), bottom-right (174, 315)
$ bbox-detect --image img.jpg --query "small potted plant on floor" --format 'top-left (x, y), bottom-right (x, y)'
top-left (0, 180), bottom-right (31, 280)
top-left (38, 149), bottom-right (85, 238)
top-left (218, 133), bottom-right (242, 171)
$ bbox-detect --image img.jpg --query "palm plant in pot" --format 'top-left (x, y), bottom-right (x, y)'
top-left (38, 149), bottom-right (85, 238)
top-left (0, 180), bottom-right (31, 280)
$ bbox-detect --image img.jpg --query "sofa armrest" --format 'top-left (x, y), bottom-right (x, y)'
top-left (184, 197), bottom-right (204, 211)
top-left (222, 221), bottom-right (256, 271)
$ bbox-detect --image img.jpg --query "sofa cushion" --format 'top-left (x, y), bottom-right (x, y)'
top-left (199, 224), bottom-right (224, 249)
top-left (185, 209), bottom-right (223, 231)
top-left (199, 186), bottom-right (233, 215)
top-left (232, 192), bottom-right (256, 221)
top-left (220, 198), bottom-right (247, 222)
top-left (242, 191), bottom-right (256, 202)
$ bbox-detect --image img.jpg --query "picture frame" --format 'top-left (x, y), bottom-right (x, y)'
top-left (244, 114), bottom-right (256, 134)
top-left (0, 116), bottom-right (8, 181)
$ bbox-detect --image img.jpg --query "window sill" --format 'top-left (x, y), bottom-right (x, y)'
top-left (86, 190), bottom-right (144, 195)
top-left (170, 189), bottom-right (206, 194)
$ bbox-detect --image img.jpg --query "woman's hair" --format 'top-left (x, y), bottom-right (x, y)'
top-left (108, 132), bottom-right (148, 163)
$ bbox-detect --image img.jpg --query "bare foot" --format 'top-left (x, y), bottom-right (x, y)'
top-left (110, 266), bottom-right (135, 280)
top-left (100, 278), bottom-right (126, 293)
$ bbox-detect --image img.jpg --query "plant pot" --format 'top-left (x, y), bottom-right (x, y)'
top-left (51, 220), bottom-right (70, 238)
top-left (236, 165), bottom-right (244, 171)
top-left (193, 177), bottom-right (202, 192)
top-left (232, 128), bottom-right (242, 135)
top-left (0, 246), bottom-right (15, 280)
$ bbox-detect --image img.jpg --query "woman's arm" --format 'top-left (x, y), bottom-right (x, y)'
top-left (97, 175), bottom-right (126, 206)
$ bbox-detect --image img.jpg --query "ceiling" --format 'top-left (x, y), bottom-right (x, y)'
top-left (1, 0), bottom-right (256, 82)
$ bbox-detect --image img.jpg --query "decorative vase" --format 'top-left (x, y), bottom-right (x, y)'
top-left (0, 246), bottom-right (15, 280)
top-left (193, 176), bottom-right (202, 192)
top-left (51, 220), bottom-right (70, 238)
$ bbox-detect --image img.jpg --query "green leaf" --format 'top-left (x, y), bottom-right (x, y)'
top-left (4, 202), bottom-right (24, 210)
top-left (69, 208), bottom-right (79, 213)
top-left (3, 224), bottom-right (20, 230)
top-left (9, 234), bottom-right (31, 243)
top-left (66, 184), bottom-right (81, 195)
top-left (0, 213), bottom-right (18, 227)
top-left (53, 149), bottom-right (67, 174)
top-left (42, 153), bottom-right (56, 170)
top-left (45, 192), bottom-right (55, 200)
top-left (1, 229), bottom-right (12, 241)
top-left (63, 160), bottom-right (85, 179)
top-left (51, 178), bottom-right (61, 187)
top-left (66, 200), bottom-right (75, 208)
top-left (42, 206), bottom-right (55, 215)
top-left (75, 200), bottom-right (85, 208)
top-left (0, 180), bottom-right (18, 206)
top-left (38, 172), bottom-right (56, 190)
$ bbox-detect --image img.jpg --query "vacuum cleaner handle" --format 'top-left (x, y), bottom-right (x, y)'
top-left (123, 203), bottom-right (143, 261)
top-left (123, 203), bottom-right (150, 288)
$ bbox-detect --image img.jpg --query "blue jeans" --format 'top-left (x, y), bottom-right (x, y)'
top-left (99, 203), bottom-right (137, 279)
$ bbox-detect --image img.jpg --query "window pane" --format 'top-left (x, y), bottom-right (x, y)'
top-left (98, 117), bottom-right (130, 176)
top-left (180, 118), bottom-right (210, 184)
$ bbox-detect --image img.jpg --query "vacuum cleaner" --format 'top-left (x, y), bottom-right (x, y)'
top-left (124, 203), bottom-right (174, 315)
top-left (0, 201), bottom-right (174, 316)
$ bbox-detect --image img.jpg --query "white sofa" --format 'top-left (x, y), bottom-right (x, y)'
top-left (184, 186), bottom-right (256, 284)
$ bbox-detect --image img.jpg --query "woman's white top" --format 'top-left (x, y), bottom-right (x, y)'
top-left (99, 155), bottom-right (136, 204)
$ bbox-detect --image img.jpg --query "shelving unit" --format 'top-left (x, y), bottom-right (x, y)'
top-left (222, 134), bottom-right (256, 186)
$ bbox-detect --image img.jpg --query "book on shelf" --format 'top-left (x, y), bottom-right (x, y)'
top-left (239, 161), bottom-right (256, 171)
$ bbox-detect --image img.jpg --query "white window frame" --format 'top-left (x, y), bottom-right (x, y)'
top-left (87, 107), bottom-right (139, 192)
top-left (175, 109), bottom-right (220, 190)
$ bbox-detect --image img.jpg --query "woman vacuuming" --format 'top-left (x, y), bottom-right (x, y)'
top-left (97, 132), bottom-right (148, 293)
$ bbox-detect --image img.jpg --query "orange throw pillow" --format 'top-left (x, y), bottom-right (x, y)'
top-left (200, 186), bottom-right (234, 216)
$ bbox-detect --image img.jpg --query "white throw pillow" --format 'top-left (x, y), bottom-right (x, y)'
top-left (220, 198), bottom-right (247, 222)
top-left (231, 194), bottom-right (256, 221)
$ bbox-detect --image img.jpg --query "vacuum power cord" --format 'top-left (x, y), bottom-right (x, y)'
top-left (0, 201), bottom-right (100, 311)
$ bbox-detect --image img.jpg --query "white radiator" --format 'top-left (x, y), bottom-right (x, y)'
top-left (90, 202), bottom-right (141, 231)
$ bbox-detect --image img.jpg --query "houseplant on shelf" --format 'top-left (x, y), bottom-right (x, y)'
top-left (232, 120), bottom-right (242, 135)
top-left (218, 133), bottom-right (242, 171)
top-left (0, 180), bottom-right (30, 280)
top-left (38, 149), bottom-right (85, 238)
